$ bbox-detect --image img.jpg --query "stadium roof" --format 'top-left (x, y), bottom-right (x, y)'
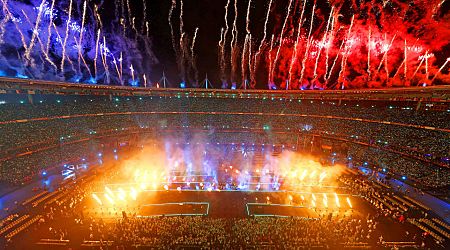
top-left (0, 77), bottom-right (449, 102)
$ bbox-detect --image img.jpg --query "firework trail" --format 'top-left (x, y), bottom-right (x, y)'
top-left (270, 0), bottom-right (293, 83)
top-left (248, 35), bottom-right (255, 87)
top-left (112, 56), bottom-right (121, 84)
top-left (425, 53), bottom-right (429, 80)
top-left (180, 0), bottom-right (184, 38)
top-left (179, 32), bottom-right (186, 80)
top-left (94, 29), bottom-right (101, 80)
top-left (411, 56), bottom-right (425, 79)
top-left (21, 10), bottom-right (57, 70)
top-left (132, 17), bottom-right (137, 35)
top-left (73, 37), bottom-right (92, 78)
top-left (142, 0), bottom-right (147, 33)
top-left (101, 36), bottom-right (110, 83)
top-left (121, 0), bottom-right (125, 22)
top-left (168, 0), bottom-right (178, 57)
top-left (126, 0), bottom-right (133, 28)
top-left (218, 27), bottom-right (224, 64)
top-left (367, 25), bottom-right (372, 79)
top-left (191, 27), bottom-right (200, 84)
top-left (114, 0), bottom-right (120, 21)
top-left (288, 0), bottom-right (308, 87)
top-left (313, 6), bottom-right (333, 79)
top-left (219, 0), bottom-right (231, 80)
top-left (376, 33), bottom-right (397, 73)
top-left (94, 4), bottom-right (103, 29)
top-left (324, 12), bottom-right (337, 82)
top-left (120, 0), bottom-right (126, 35)
top-left (52, 22), bottom-right (77, 74)
top-left (393, 38), bottom-right (419, 80)
top-left (384, 34), bottom-right (390, 80)
top-left (404, 39), bottom-right (407, 77)
top-left (120, 18), bottom-right (126, 35)
top-left (337, 15), bottom-right (355, 88)
top-left (243, 0), bottom-right (252, 85)
top-left (61, 0), bottom-right (73, 72)
top-left (0, 0), bottom-right (12, 44)
top-left (45, 0), bottom-right (56, 54)
top-left (176, 0), bottom-right (188, 82)
top-left (254, 0), bottom-right (273, 81)
top-left (299, 1), bottom-right (316, 86)
top-left (431, 58), bottom-right (450, 84)
top-left (143, 74), bottom-right (147, 87)
top-left (77, 0), bottom-right (87, 73)
top-left (241, 34), bottom-right (249, 82)
top-left (24, 0), bottom-right (46, 62)
top-left (434, 0), bottom-right (447, 15)
top-left (120, 52), bottom-right (123, 82)
top-left (393, 61), bottom-right (405, 80)
top-left (326, 32), bottom-right (346, 84)
top-left (92, 3), bottom-right (104, 79)
top-left (267, 34), bottom-right (275, 88)
top-left (245, 0), bottom-right (252, 34)
top-left (129, 64), bottom-right (135, 83)
top-left (230, 0), bottom-right (239, 81)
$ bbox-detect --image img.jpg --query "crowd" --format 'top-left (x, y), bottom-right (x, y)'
top-left (348, 144), bottom-right (450, 189)
top-left (1, 112), bottom-right (448, 160)
top-left (89, 216), bottom-right (376, 248)
top-left (1, 95), bottom-right (448, 129)
top-left (339, 174), bottom-right (446, 247)
top-left (3, 151), bottom-right (445, 249)
top-left (0, 142), bottom-right (96, 185)
top-left (0, 94), bottom-right (448, 190)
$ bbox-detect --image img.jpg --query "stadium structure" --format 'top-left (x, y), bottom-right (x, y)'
top-left (0, 77), bottom-right (449, 249)
top-left (1, 0), bottom-right (450, 248)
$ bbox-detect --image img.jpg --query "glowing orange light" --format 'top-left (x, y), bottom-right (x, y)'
top-left (92, 193), bottom-right (102, 205)
top-left (346, 197), bottom-right (352, 208)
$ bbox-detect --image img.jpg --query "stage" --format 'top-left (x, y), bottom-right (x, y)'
top-left (83, 190), bottom-right (361, 219)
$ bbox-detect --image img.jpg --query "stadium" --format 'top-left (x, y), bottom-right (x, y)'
top-left (0, 0), bottom-right (450, 249)
top-left (0, 77), bottom-right (449, 249)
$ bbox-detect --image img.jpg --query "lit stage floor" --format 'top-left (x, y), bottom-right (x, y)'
top-left (83, 190), bottom-right (360, 219)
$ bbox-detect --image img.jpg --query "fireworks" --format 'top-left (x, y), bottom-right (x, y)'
top-left (288, 0), bottom-right (307, 87)
top-left (24, 0), bottom-right (46, 62)
top-left (0, 0), bottom-right (448, 88)
top-left (191, 27), bottom-right (199, 84)
top-left (60, 0), bottom-right (73, 72)
top-left (298, 1), bottom-right (316, 87)
top-left (253, 0), bottom-right (273, 85)
top-left (270, 0), bottom-right (293, 84)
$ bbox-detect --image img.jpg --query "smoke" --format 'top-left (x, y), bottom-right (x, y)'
top-left (0, 0), bottom-right (158, 85)
top-left (112, 132), bottom-right (346, 193)
top-left (266, 0), bottom-right (450, 89)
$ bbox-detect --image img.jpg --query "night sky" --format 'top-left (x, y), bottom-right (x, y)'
top-left (0, 0), bottom-right (449, 88)
top-left (112, 0), bottom-right (341, 87)
top-left (102, 0), bottom-right (450, 88)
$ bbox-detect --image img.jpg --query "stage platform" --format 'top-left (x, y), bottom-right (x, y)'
top-left (246, 203), bottom-right (319, 218)
top-left (138, 202), bottom-right (209, 217)
top-left (84, 190), bottom-right (360, 219)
